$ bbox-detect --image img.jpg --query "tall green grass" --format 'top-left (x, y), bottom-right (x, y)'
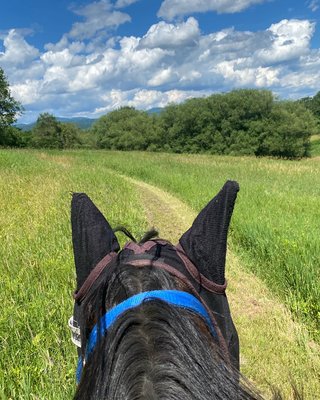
top-left (0, 150), bottom-right (147, 399)
top-left (0, 149), bottom-right (319, 398)
top-left (68, 150), bottom-right (320, 339)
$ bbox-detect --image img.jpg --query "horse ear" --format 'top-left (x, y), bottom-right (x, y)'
top-left (71, 193), bottom-right (120, 290)
top-left (179, 181), bottom-right (239, 285)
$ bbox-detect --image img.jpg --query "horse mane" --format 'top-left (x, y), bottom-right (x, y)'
top-left (74, 259), bottom-right (263, 400)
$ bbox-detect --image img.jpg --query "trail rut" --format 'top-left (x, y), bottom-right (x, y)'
top-left (118, 173), bottom-right (320, 399)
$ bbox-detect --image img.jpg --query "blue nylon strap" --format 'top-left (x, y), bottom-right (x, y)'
top-left (87, 290), bottom-right (216, 356)
top-left (76, 356), bottom-right (83, 383)
top-left (77, 290), bottom-right (216, 383)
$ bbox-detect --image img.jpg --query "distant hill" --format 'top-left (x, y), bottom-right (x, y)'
top-left (147, 107), bottom-right (163, 115)
top-left (16, 117), bottom-right (97, 131)
top-left (15, 122), bottom-right (36, 131)
top-left (57, 117), bottom-right (97, 129)
top-left (16, 109), bottom-right (164, 131)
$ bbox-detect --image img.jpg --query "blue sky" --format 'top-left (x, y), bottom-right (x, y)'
top-left (0, 0), bottom-right (319, 123)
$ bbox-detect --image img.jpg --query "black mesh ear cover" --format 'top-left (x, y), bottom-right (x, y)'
top-left (179, 181), bottom-right (239, 285)
top-left (71, 193), bottom-right (120, 290)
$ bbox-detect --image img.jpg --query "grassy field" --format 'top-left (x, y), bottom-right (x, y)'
top-left (0, 149), bottom-right (319, 399)
top-left (0, 150), bottom-right (148, 399)
top-left (71, 150), bottom-right (320, 338)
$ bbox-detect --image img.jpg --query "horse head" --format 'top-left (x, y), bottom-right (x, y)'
top-left (69, 181), bottom-right (261, 399)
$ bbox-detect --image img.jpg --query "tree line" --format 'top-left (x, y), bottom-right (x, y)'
top-left (1, 67), bottom-right (319, 158)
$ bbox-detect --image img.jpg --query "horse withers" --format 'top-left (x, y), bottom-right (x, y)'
top-left (69, 181), bottom-right (262, 399)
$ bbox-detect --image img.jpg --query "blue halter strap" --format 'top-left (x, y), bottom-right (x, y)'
top-left (77, 290), bottom-right (216, 382)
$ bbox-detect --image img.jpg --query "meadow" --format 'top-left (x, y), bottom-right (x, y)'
top-left (0, 149), bottom-right (319, 399)
top-left (73, 150), bottom-right (320, 337)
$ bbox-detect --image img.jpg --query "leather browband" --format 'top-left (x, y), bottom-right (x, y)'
top-left (74, 240), bottom-right (227, 305)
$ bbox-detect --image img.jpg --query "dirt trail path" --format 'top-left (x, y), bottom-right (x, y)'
top-left (120, 174), bottom-right (320, 399)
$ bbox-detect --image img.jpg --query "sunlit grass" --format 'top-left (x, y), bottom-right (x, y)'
top-left (0, 150), bottom-right (147, 399)
top-left (0, 149), bottom-right (319, 398)
top-left (71, 150), bottom-right (319, 339)
top-left (126, 175), bottom-right (320, 399)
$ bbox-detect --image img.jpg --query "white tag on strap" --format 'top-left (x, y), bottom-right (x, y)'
top-left (68, 316), bottom-right (81, 348)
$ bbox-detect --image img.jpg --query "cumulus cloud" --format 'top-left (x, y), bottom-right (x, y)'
top-left (256, 19), bottom-right (315, 64)
top-left (10, 80), bottom-right (42, 105)
top-left (213, 60), bottom-right (280, 87)
top-left (44, 36), bottom-right (87, 54)
top-left (158, 0), bottom-right (268, 20)
top-left (2, 12), bottom-right (319, 123)
top-left (277, 51), bottom-right (320, 93)
top-left (0, 29), bottom-right (39, 67)
top-left (95, 88), bottom-right (209, 114)
top-left (128, 88), bottom-right (209, 109)
top-left (148, 68), bottom-right (176, 86)
top-left (41, 48), bottom-right (84, 67)
top-left (69, 0), bottom-right (131, 39)
top-left (140, 17), bottom-right (200, 49)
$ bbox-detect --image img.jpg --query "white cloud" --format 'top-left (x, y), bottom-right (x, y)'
top-left (214, 60), bottom-right (280, 87)
top-left (278, 51), bottom-right (320, 91)
top-left (158, 0), bottom-right (268, 20)
top-left (280, 69), bottom-right (320, 90)
top-left (95, 88), bottom-right (209, 114)
top-left (44, 36), bottom-right (86, 54)
top-left (148, 68), bottom-right (176, 86)
top-left (140, 17), bottom-right (200, 49)
top-left (115, 0), bottom-right (141, 8)
top-left (256, 19), bottom-right (315, 64)
top-left (128, 88), bottom-right (208, 108)
top-left (179, 70), bottom-right (202, 83)
top-left (2, 14), bottom-right (319, 123)
top-left (0, 29), bottom-right (39, 67)
top-left (69, 0), bottom-right (131, 40)
top-left (307, 0), bottom-right (319, 12)
top-left (41, 48), bottom-right (84, 67)
top-left (129, 89), bottom-right (163, 108)
top-left (117, 37), bottom-right (172, 73)
top-left (10, 80), bottom-right (42, 105)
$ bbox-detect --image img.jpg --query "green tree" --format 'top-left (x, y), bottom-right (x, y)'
top-left (0, 67), bottom-right (23, 146)
top-left (257, 101), bottom-right (316, 158)
top-left (32, 113), bottom-right (64, 148)
top-left (60, 122), bottom-right (82, 148)
top-left (299, 91), bottom-right (320, 120)
top-left (159, 90), bottom-right (274, 155)
top-left (93, 107), bottom-right (161, 151)
top-left (159, 90), bottom-right (315, 157)
top-left (0, 126), bottom-right (31, 147)
top-left (159, 98), bottom-right (214, 153)
top-left (77, 129), bottom-right (98, 149)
